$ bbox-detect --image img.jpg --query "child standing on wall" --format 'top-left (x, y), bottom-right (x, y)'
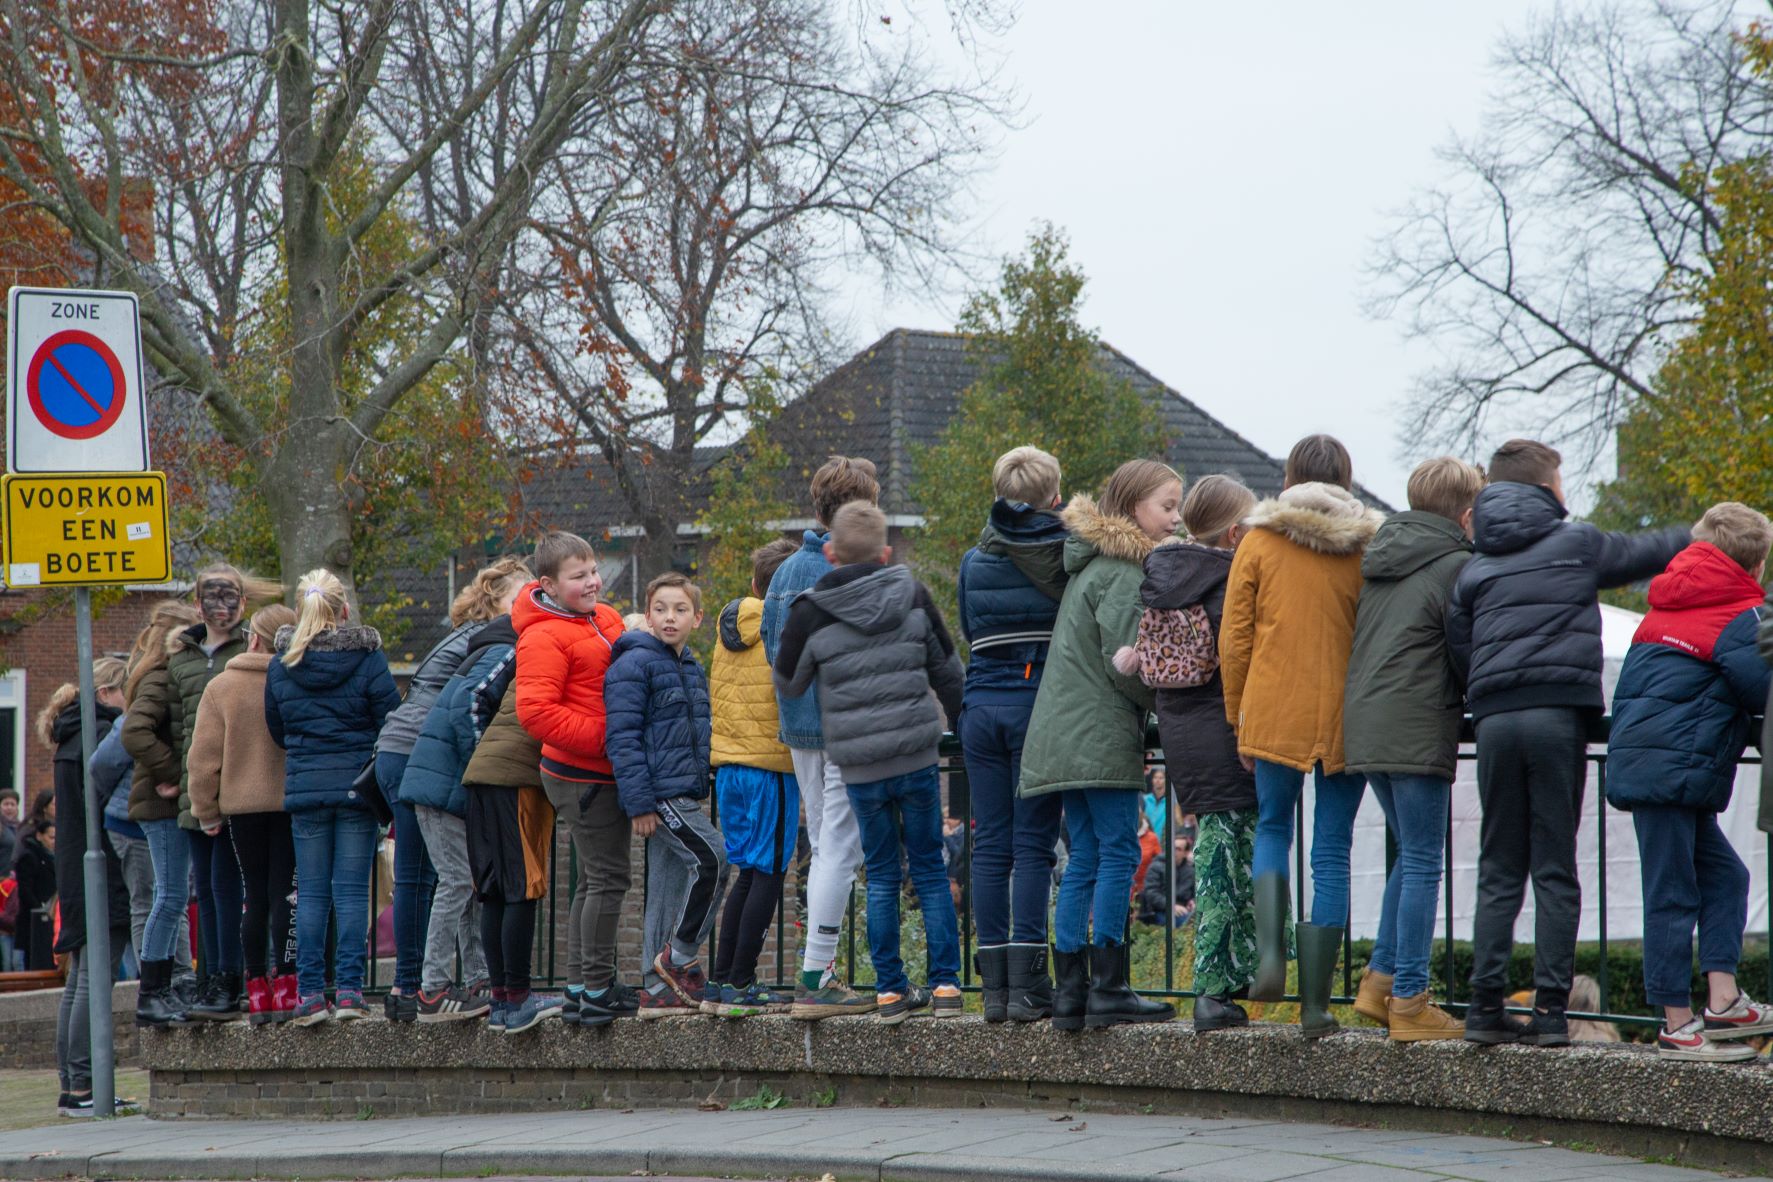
top-left (774, 502), bottom-right (966, 1024)
top-left (605, 573), bottom-right (728, 1018)
top-left (1606, 502), bottom-right (1773, 1061)
top-left (514, 532), bottom-right (629, 1028)
top-left (706, 539), bottom-right (801, 1016)
top-left (1448, 439), bottom-right (1691, 1046)
top-left (1123, 473), bottom-right (1258, 1032)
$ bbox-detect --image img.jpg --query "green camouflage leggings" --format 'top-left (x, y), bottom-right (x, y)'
top-left (1192, 808), bottom-right (1258, 998)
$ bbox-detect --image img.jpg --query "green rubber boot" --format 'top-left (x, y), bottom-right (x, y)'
top-left (1297, 923), bottom-right (1344, 1039)
top-left (1250, 873), bottom-right (1290, 1002)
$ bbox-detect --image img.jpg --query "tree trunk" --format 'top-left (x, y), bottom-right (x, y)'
top-left (263, 422), bottom-right (358, 605)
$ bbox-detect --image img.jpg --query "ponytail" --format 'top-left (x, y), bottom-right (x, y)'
top-left (448, 557), bottom-right (534, 626)
top-left (284, 569), bottom-right (347, 667)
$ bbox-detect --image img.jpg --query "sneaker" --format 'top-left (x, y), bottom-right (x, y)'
top-left (333, 989), bottom-right (371, 1022)
top-left (501, 993), bottom-right (563, 1034)
top-left (1521, 1006), bottom-right (1569, 1047)
top-left (486, 1000), bottom-right (508, 1032)
top-left (1462, 1002), bottom-right (1528, 1045)
top-left (1704, 993), bottom-right (1773, 1039)
top-left (702, 983), bottom-right (764, 1018)
top-left (290, 993), bottom-right (333, 1027)
top-left (559, 988), bottom-right (583, 1026)
top-left (417, 985), bottom-right (488, 1023)
top-left (932, 984), bottom-right (964, 1018)
top-left (652, 952), bottom-right (709, 1007)
top-left (58, 1093), bottom-right (134, 1118)
top-left (750, 984), bottom-right (793, 1014)
top-left (1660, 1017), bottom-right (1758, 1062)
top-left (877, 986), bottom-right (930, 1026)
top-left (636, 985), bottom-right (697, 1020)
top-left (791, 976), bottom-right (876, 1019)
top-left (383, 990), bottom-right (417, 1024)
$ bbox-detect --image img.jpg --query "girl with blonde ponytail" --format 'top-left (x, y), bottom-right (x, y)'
top-left (266, 569), bottom-right (401, 1024)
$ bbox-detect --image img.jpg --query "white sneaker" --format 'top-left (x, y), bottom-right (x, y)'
top-left (1658, 1018), bottom-right (1757, 1062)
top-left (1703, 994), bottom-right (1773, 1040)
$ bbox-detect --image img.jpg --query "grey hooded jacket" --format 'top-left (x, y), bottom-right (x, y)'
top-left (772, 563), bottom-right (964, 786)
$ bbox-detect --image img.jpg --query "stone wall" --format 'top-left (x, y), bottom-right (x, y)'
top-left (140, 1015), bottom-right (1773, 1173)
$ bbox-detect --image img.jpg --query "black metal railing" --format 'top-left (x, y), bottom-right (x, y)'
top-left (364, 716), bottom-right (1763, 1032)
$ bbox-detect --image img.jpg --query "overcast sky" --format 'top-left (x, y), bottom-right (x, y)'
top-left (853, 0), bottom-right (1550, 508)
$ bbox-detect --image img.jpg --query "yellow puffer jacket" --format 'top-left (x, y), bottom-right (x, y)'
top-left (710, 597), bottom-right (794, 773)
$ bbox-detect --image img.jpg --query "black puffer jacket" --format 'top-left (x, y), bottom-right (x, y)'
top-left (1447, 483), bottom-right (1690, 720)
top-left (1142, 543), bottom-right (1256, 815)
top-left (51, 703), bottom-right (132, 954)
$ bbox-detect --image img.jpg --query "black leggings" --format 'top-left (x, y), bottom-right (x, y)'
top-left (712, 868), bottom-right (784, 989)
top-left (480, 898), bottom-right (536, 997)
top-left (229, 812), bottom-right (296, 979)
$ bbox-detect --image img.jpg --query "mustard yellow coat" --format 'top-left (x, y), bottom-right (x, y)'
top-left (1219, 483), bottom-right (1384, 774)
top-left (710, 597), bottom-right (795, 774)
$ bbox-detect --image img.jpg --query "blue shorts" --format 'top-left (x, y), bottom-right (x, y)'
top-left (715, 764), bottom-right (799, 874)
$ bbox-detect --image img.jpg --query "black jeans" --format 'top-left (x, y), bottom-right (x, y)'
top-left (230, 812), bottom-right (297, 979)
top-left (1470, 706), bottom-right (1587, 999)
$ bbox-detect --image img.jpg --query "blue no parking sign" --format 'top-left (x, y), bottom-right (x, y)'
top-left (6, 287), bottom-right (149, 472)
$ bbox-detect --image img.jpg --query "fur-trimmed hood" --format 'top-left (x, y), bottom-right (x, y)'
top-left (272, 623), bottom-right (385, 692)
top-left (1244, 482), bottom-right (1384, 557)
top-left (1061, 495), bottom-right (1178, 573)
top-left (273, 623), bottom-right (384, 654)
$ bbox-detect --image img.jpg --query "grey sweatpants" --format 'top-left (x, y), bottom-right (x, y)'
top-left (58, 939), bottom-right (125, 1094)
top-left (642, 798), bottom-right (729, 989)
top-left (1469, 706), bottom-right (1588, 999)
top-left (414, 805), bottom-right (488, 993)
top-left (109, 831), bottom-right (190, 972)
top-left (542, 772), bottom-right (631, 990)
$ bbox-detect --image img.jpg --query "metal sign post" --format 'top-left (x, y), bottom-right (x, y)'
top-left (74, 587), bottom-right (113, 1116)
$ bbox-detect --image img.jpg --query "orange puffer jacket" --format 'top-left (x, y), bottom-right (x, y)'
top-left (512, 583), bottom-right (626, 782)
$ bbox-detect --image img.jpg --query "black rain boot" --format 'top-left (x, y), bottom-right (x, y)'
top-left (1251, 873), bottom-right (1290, 1002)
top-left (975, 945), bottom-right (1009, 1023)
top-left (172, 970), bottom-right (201, 1009)
top-left (189, 971), bottom-right (245, 1022)
top-left (135, 960), bottom-right (187, 1028)
top-left (1191, 993), bottom-right (1249, 1032)
top-left (1051, 947), bottom-right (1089, 1032)
top-left (1006, 943), bottom-right (1053, 1022)
top-left (1085, 942), bottom-right (1175, 1028)
top-left (1296, 923), bottom-right (1343, 1039)
top-left (1463, 987), bottom-right (1529, 1045)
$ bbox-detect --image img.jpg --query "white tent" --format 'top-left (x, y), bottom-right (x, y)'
top-left (1339, 604), bottom-right (1770, 943)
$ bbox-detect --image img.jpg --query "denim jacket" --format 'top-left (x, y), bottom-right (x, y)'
top-left (761, 530), bottom-right (832, 749)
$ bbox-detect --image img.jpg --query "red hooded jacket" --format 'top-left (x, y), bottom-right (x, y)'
top-left (512, 582), bottom-right (626, 782)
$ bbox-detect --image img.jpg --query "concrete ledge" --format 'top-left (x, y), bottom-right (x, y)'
top-left (0, 981), bottom-right (137, 1069)
top-left (135, 1014), bottom-right (1773, 1169)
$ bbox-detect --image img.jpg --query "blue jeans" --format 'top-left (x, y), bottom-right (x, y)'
top-left (1054, 787), bottom-right (1140, 951)
top-left (1635, 805), bottom-right (1749, 1008)
top-left (292, 806), bottom-right (379, 996)
top-left (845, 766), bottom-right (961, 995)
top-left (188, 826), bottom-right (244, 975)
top-left (141, 818), bottom-right (190, 963)
top-left (379, 753), bottom-right (435, 993)
top-left (1365, 773), bottom-right (1449, 998)
top-left (961, 698), bottom-right (1062, 946)
top-left (1252, 760), bottom-right (1365, 927)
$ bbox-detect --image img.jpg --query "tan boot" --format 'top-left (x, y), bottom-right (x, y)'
top-left (1354, 967), bottom-right (1393, 1027)
top-left (1388, 991), bottom-right (1464, 1042)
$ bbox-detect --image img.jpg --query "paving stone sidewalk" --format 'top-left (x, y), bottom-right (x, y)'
top-left (0, 1107), bottom-right (1766, 1182)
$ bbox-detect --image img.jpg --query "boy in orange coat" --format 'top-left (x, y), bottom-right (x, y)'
top-left (1218, 434), bottom-right (1383, 1036)
top-left (513, 531), bottom-right (627, 1028)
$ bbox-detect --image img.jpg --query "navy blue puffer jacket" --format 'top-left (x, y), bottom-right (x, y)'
top-left (265, 625), bottom-right (401, 813)
top-left (604, 631), bottom-right (712, 817)
top-left (958, 499), bottom-right (1068, 694)
top-left (399, 618), bottom-right (515, 818)
top-left (1447, 482), bottom-right (1690, 720)
top-left (1606, 543), bottom-right (1769, 813)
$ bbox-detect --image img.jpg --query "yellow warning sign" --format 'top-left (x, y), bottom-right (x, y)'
top-left (2, 471), bottom-right (170, 586)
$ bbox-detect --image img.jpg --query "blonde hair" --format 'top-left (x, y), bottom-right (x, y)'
top-left (1567, 974), bottom-right (1622, 1043)
top-left (449, 557), bottom-right (534, 625)
top-left (94, 656), bottom-right (127, 694)
top-left (829, 501), bottom-right (889, 564)
top-left (1694, 502), bottom-right (1773, 573)
top-left (124, 600), bottom-right (202, 704)
top-left (35, 684), bottom-right (77, 750)
top-left (622, 612), bottom-right (651, 635)
top-left (1406, 457), bottom-right (1487, 524)
top-left (1182, 475), bottom-right (1256, 546)
top-left (284, 569), bottom-right (347, 667)
top-left (1099, 459), bottom-right (1181, 522)
top-left (193, 562), bottom-right (283, 607)
top-left (249, 604), bottom-right (297, 649)
top-left (993, 446), bottom-right (1062, 507)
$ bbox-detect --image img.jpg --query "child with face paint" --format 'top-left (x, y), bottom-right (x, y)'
top-left (166, 563), bottom-right (281, 1021)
